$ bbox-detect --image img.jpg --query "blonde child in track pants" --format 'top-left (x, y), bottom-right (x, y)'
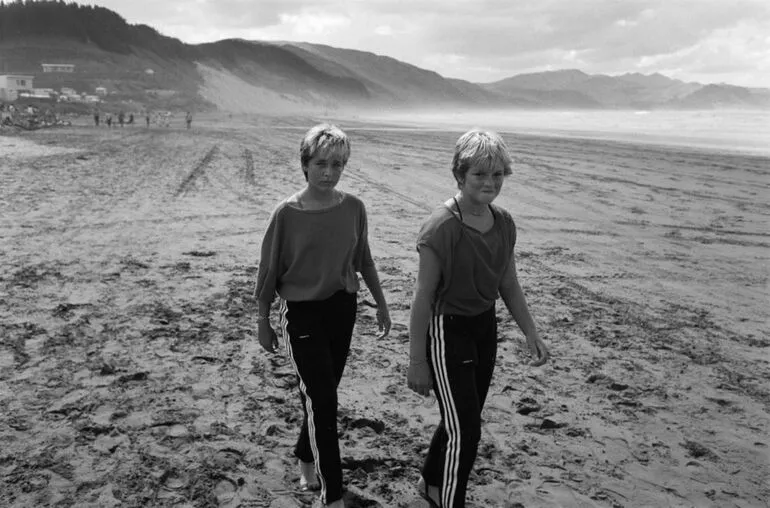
top-left (255, 124), bottom-right (391, 508)
top-left (407, 129), bottom-right (550, 507)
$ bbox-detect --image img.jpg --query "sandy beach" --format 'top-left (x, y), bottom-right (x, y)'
top-left (1, 114), bottom-right (768, 508)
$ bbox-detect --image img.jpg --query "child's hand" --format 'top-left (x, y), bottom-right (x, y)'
top-left (526, 334), bottom-right (550, 366)
top-left (376, 304), bottom-right (391, 338)
top-left (407, 359), bottom-right (433, 396)
top-left (258, 321), bottom-right (279, 353)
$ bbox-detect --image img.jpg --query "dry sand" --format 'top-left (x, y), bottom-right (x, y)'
top-left (1, 114), bottom-right (768, 508)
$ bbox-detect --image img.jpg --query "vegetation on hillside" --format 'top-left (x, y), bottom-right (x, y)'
top-left (0, 0), bottom-right (189, 57)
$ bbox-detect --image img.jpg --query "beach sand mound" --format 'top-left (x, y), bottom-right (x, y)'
top-left (197, 63), bottom-right (317, 116)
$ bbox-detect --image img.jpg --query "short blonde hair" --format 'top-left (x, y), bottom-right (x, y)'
top-left (300, 123), bottom-right (351, 170)
top-left (451, 129), bottom-right (512, 186)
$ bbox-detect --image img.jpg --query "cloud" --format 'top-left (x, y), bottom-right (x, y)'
top-left (414, 1), bottom-right (765, 61)
top-left (374, 25), bottom-right (394, 36)
top-left (277, 11), bottom-right (351, 36)
top-left (628, 19), bottom-right (770, 86)
top-left (407, 0), bottom-right (770, 85)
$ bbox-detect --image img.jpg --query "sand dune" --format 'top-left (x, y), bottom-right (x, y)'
top-left (197, 63), bottom-right (322, 116)
top-left (1, 114), bottom-right (768, 507)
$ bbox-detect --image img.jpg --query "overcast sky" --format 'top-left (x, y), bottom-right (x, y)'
top-left (87, 0), bottom-right (770, 88)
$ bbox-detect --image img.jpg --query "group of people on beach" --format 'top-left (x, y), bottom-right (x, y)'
top-left (255, 123), bottom-right (550, 507)
top-left (92, 109), bottom-right (193, 129)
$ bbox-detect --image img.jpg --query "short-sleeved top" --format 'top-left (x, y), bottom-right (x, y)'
top-left (417, 204), bottom-right (517, 316)
top-left (256, 193), bottom-right (374, 303)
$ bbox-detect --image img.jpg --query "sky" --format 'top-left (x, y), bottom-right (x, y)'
top-left (85, 0), bottom-right (770, 88)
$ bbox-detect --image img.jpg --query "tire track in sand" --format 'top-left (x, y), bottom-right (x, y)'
top-left (344, 167), bottom-right (433, 212)
top-left (175, 144), bottom-right (219, 197)
top-left (242, 148), bottom-right (256, 186)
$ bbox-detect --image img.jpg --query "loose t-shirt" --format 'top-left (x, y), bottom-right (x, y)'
top-left (417, 204), bottom-right (516, 315)
top-left (256, 193), bottom-right (374, 303)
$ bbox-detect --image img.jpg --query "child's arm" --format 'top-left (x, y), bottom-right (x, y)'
top-left (408, 247), bottom-right (441, 396)
top-left (355, 200), bottom-right (390, 338)
top-left (255, 295), bottom-right (278, 353)
top-left (498, 256), bottom-right (549, 366)
top-left (360, 264), bottom-right (391, 338)
top-left (254, 211), bottom-right (281, 353)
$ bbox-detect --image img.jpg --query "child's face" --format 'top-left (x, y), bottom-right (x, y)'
top-left (304, 147), bottom-right (346, 190)
top-left (461, 161), bottom-right (505, 204)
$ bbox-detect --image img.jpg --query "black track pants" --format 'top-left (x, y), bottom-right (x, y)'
top-left (280, 290), bottom-right (357, 505)
top-left (422, 307), bottom-right (497, 508)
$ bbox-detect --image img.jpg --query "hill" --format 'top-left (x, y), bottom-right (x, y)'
top-left (1, 1), bottom-right (768, 112)
top-left (484, 69), bottom-right (719, 109)
top-left (665, 83), bottom-right (767, 109)
top-left (274, 42), bottom-right (504, 106)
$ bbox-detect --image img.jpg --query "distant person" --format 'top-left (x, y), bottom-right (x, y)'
top-left (185, 111), bottom-right (193, 129)
top-left (254, 124), bottom-right (391, 508)
top-left (1, 103), bottom-right (11, 126)
top-left (93, 108), bottom-right (100, 127)
top-left (105, 112), bottom-right (112, 128)
top-left (128, 112), bottom-right (134, 125)
top-left (118, 110), bottom-right (125, 127)
top-left (145, 111), bottom-right (151, 127)
top-left (407, 129), bottom-right (550, 508)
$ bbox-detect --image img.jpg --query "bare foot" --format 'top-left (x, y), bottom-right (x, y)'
top-left (416, 477), bottom-right (440, 507)
top-left (313, 499), bottom-right (344, 508)
top-left (299, 459), bottom-right (319, 491)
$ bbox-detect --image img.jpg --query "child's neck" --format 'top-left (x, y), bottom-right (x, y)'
top-left (299, 187), bottom-right (342, 209)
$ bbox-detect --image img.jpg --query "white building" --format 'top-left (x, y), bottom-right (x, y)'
top-left (42, 63), bottom-right (75, 73)
top-left (19, 91), bottom-right (54, 100)
top-left (0, 74), bottom-right (34, 101)
top-left (146, 89), bottom-right (176, 98)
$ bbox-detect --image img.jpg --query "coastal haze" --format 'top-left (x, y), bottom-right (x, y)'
top-left (1, 2), bottom-right (769, 508)
top-left (356, 109), bottom-right (770, 155)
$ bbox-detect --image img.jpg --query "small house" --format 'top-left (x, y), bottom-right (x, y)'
top-left (0, 74), bottom-right (34, 101)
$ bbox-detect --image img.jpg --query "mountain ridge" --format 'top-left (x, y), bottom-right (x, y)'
top-left (1, 1), bottom-right (768, 111)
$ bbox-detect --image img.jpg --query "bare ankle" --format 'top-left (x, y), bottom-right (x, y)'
top-left (298, 459), bottom-right (319, 490)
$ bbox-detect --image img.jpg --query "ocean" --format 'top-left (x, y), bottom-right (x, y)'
top-left (360, 108), bottom-right (770, 156)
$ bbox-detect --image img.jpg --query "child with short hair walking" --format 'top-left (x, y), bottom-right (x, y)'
top-left (255, 124), bottom-right (391, 508)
